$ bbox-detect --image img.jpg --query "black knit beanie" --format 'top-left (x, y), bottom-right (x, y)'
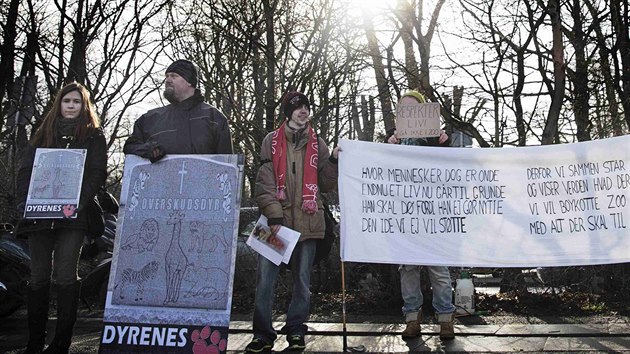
top-left (166, 59), bottom-right (198, 88)
top-left (282, 91), bottom-right (310, 119)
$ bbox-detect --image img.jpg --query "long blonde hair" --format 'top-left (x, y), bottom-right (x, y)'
top-left (31, 82), bottom-right (101, 147)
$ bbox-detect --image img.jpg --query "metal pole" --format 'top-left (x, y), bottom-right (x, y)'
top-left (341, 261), bottom-right (365, 352)
top-left (341, 261), bottom-right (348, 352)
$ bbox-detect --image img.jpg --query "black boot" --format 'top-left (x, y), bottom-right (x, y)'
top-left (22, 283), bottom-right (50, 354)
top-left (43, 282), bottom-right (80, 354)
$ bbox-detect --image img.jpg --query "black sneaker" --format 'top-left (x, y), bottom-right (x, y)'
top-left (285, 334), bottom-right (305, 351)
top-left (245, 338), bottom-right (273, 353)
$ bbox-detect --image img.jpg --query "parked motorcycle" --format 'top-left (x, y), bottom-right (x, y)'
top-left (0, 191), bottom-right (119, 317)
top-left (78, 194), bottom-right (118, 310)
top-left (0, 222), bottom-right (30, 317)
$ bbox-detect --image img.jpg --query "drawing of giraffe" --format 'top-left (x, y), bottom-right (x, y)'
top-left (52, 167), bottom-right (64, 198)
top-left (163, 210), bottom-right (189, 305)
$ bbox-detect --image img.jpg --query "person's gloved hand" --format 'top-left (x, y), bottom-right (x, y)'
top-left (149, 144), bottom-right (166, 163)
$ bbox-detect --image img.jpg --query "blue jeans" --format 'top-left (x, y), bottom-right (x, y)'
top-left (399, 265), bottom-right (455, 321)
top-left (28, 229), bottom-right (84, 289)
top-left (252, 239), bottom-right (316, 343)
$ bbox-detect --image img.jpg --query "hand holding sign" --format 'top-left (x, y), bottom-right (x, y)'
top-left (62, 204), bottom-right (77, 218)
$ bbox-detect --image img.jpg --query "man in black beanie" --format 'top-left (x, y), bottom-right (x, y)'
top-left (124, 59), bottom-right (233, 161)
top-left (282, 91), bottom-right (309, 120)
top-left (163, 59), bottom-right (198, 102)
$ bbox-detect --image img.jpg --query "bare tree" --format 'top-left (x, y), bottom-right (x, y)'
top-left (395, 0), bottom-right (421, 90)
top-left (362, 8), bottom-right (395, 134)
top-left (0, 0), bottom-right (19, 122)
top-left (610, 0), bottom-right (630, 129)
top-left (26, 0), bottom-right (170, 148)
top-left (541, 0), bottom-right (566, 145)
top-left (0, 0), bottom-right (172, 220)
top-left (562, 0), bottom-right (591, 141)
top-left (167, 0), bottom-right (367, 196)
top-left (584, 0), bottom-right (623, 137)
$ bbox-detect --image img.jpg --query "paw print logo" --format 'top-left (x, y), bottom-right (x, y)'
top-left (62, 204), bottom-right (76, 218)
top-left (191, 326), bottom-right (227, 354)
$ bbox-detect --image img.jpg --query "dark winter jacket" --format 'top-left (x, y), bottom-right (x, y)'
top-left (16, 128), bottom-right (108, 235)
top-left (123, 90), bottom-right (233, 157)
top-left (255, 123), bottom-right (338, 241)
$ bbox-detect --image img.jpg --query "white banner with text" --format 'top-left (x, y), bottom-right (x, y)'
top-left (339, 136), bottom-right (630, 267)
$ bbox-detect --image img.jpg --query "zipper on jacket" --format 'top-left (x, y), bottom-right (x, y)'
top-left (61, 135), bottom-right (74, 148)
top-left (50, 220), bottom-right (55, 229)
top-left (188, 114), bottom-right (195, 153)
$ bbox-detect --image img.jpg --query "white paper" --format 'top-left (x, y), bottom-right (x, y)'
top-left (246, 215), bottom-right (301, 265)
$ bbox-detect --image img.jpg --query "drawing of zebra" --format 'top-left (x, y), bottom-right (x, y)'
top-left (115, 261), bottom-right (160, 302)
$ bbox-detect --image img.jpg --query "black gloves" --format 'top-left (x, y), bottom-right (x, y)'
top-left (146, 141), bottom-right (166, 163)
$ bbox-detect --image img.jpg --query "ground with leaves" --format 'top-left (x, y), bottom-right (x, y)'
top-left (231, 289), bottom-right (630, 326)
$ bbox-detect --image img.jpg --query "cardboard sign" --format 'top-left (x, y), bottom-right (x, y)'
top-left (100, 154), bottom-right (244, 354)
top-left (24, 148), bottom-right (86, 219)
top-left (395, 101), bottom-right (441, 138)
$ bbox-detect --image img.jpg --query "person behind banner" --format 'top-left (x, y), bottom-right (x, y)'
top-left (245, 91), bottom-right (340, 353)
top-left (386, 90), bottom-right (457, 341)
top-left (15, 82), bottom-right (107, 354)
top-left (123, 59), bottom-right (233, 161)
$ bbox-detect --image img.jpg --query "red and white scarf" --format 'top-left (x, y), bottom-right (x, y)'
top-left (271, 122), bottom-right (319, 214)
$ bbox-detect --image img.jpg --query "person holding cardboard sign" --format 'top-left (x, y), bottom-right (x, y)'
top-left (386, 90), bottom-right (456, 341)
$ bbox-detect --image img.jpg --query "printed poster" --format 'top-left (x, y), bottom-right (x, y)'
top-left (339, 136), bottom-right (630, 267)
top-left (24, 148), bottom-right (86, 219)
top-left (100, 154), bottom-right (243, 354)
top-left (246, 215), bottom-right (301, 265)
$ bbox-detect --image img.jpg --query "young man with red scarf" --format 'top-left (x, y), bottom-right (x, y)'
top-left (246, 91), bottom-right (339, 353)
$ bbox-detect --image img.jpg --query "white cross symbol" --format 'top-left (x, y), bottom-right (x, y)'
top-left (178, 161), bottom-right (188, 194)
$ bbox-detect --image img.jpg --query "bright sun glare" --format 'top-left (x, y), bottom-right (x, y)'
top-left (346, 0), bottom-right (399, 14)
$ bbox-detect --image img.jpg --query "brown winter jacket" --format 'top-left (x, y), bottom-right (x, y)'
top-left (255, 123), bottom-right (338, 241)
